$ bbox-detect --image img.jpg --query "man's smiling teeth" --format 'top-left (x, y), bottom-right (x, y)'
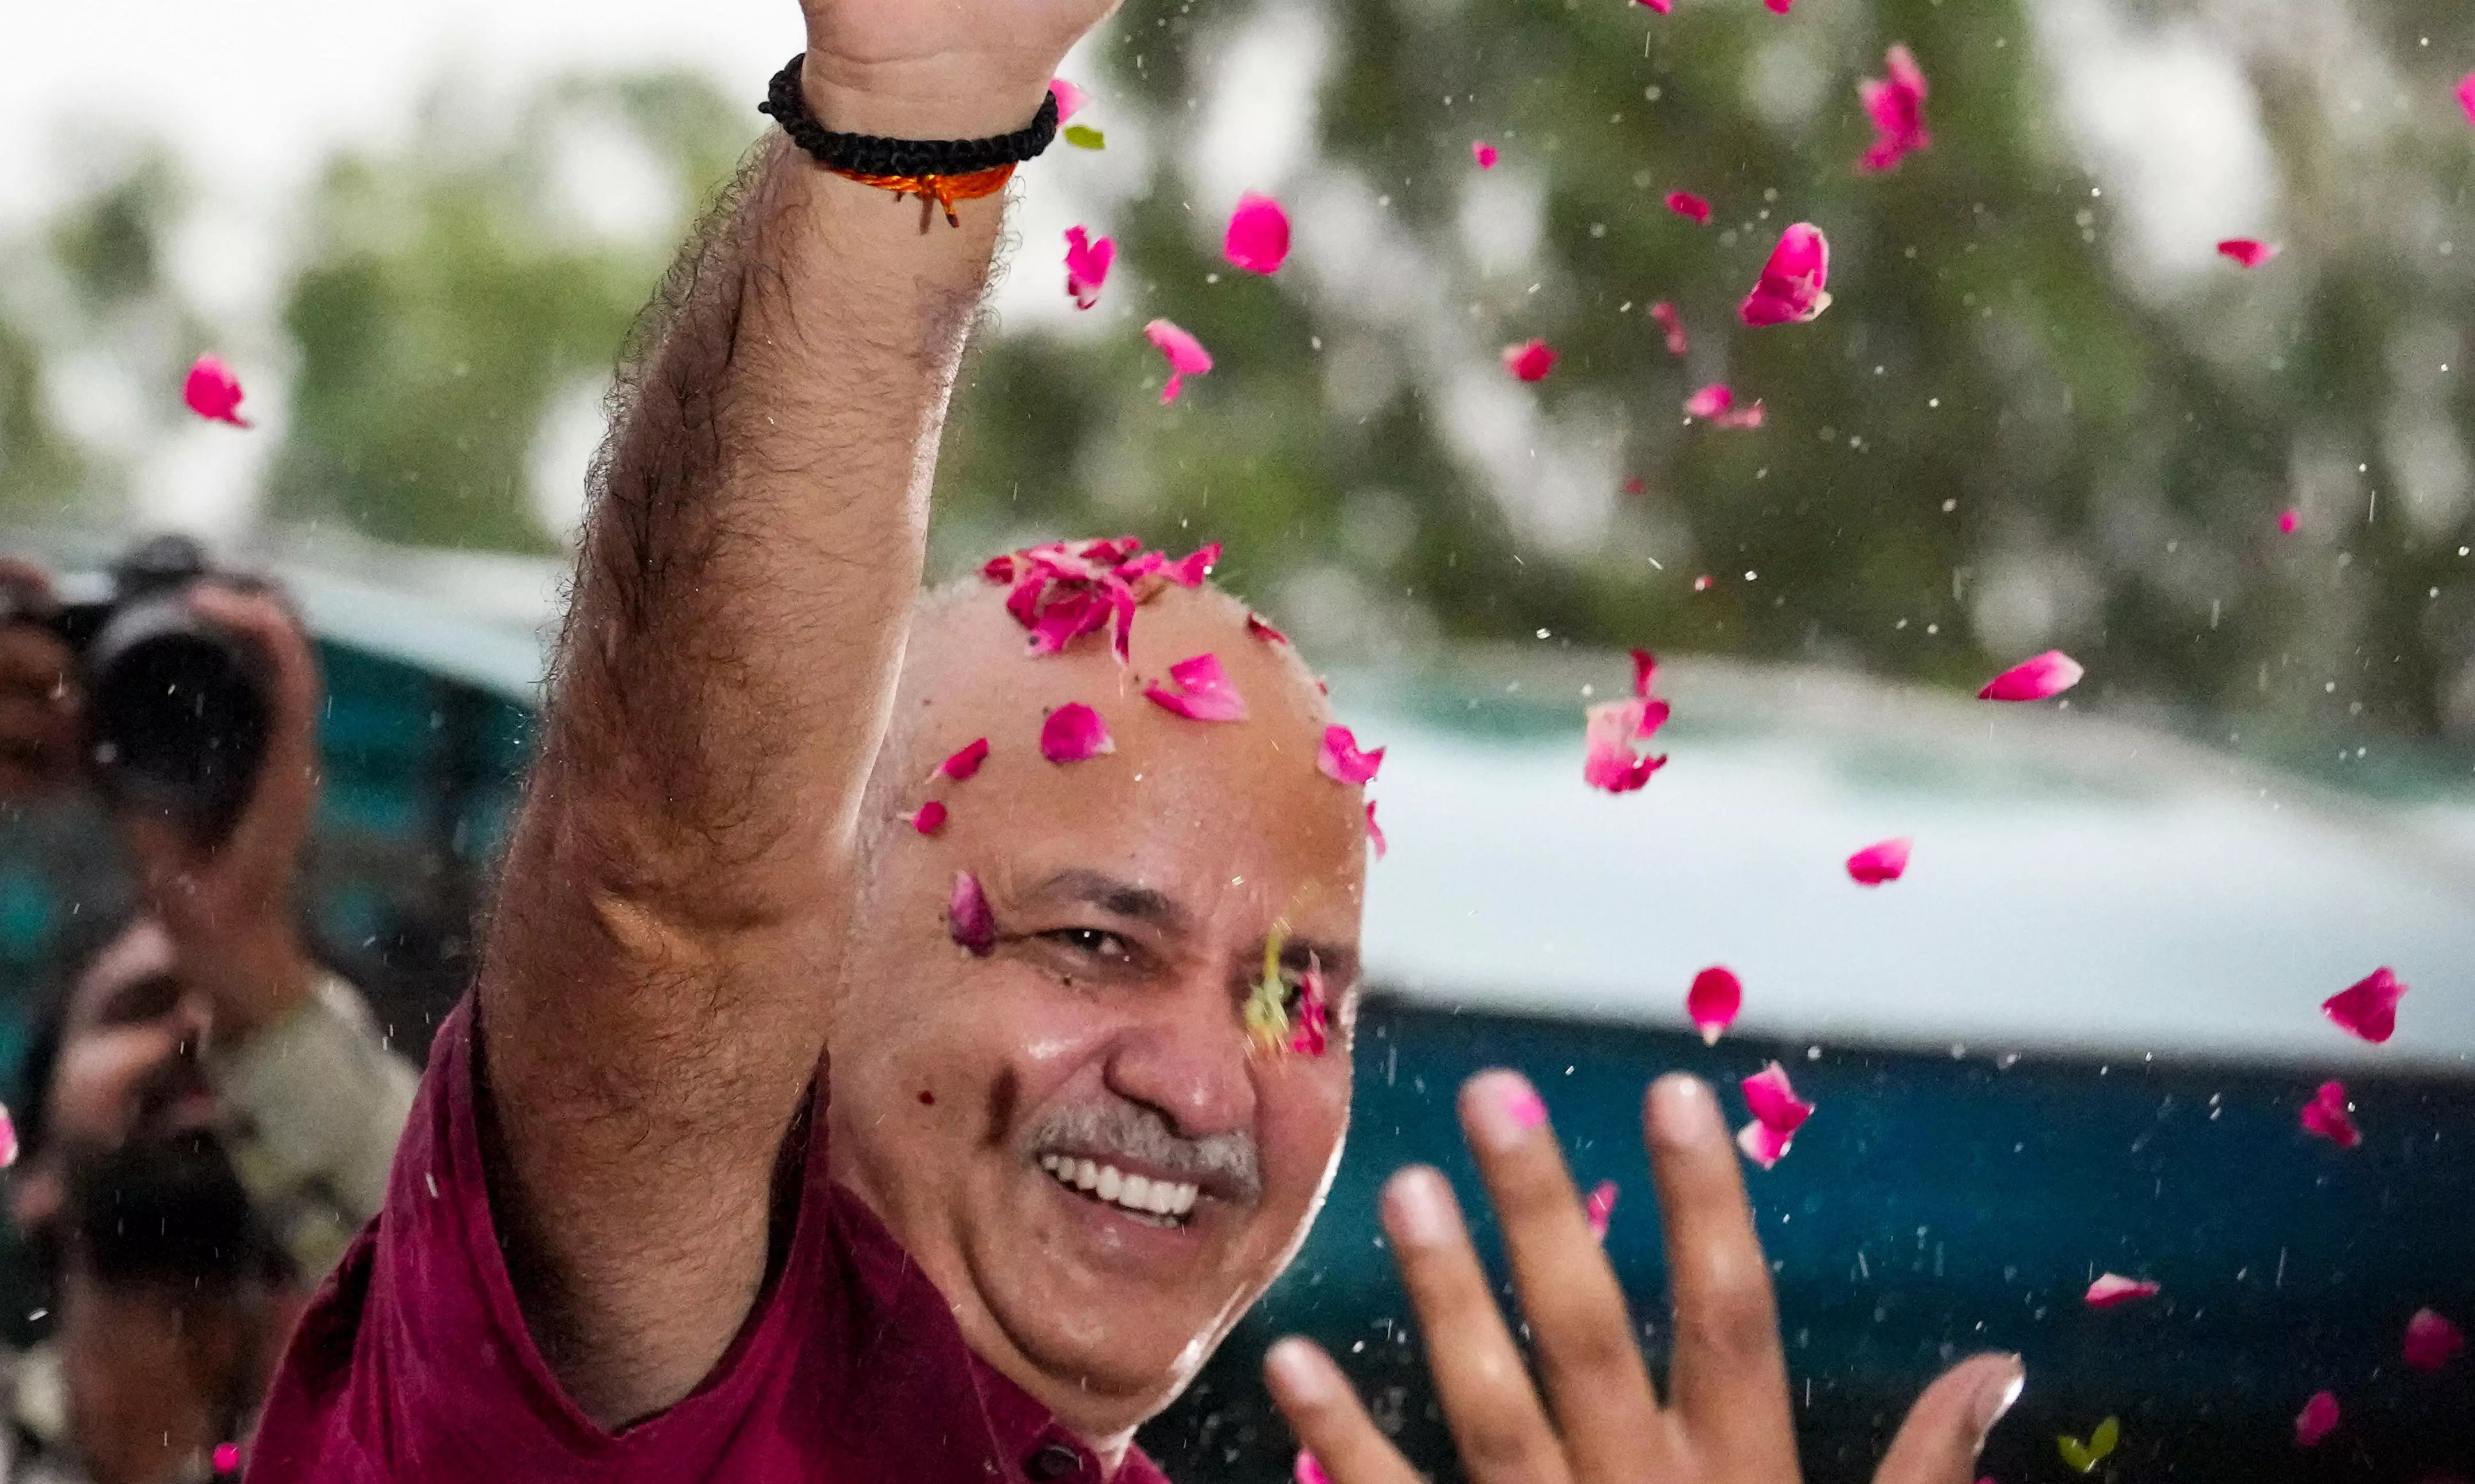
top-left (1039, 1154), bottom-right (1199, 1217)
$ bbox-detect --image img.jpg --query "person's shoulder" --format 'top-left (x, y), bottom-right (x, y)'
top-left (1115, 1444), bottom-right (1177, 1484)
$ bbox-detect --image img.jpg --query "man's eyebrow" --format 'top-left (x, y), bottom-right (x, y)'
top-left (1025, 868), bottom-right (1190, 929)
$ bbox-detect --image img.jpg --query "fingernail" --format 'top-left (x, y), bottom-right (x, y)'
top-left (1971, 1357), bottom-right (2026, 1444)
top-left (1465, 1070), bottom-right (1547, 1152)
top-left (1264, 1337), bottom-right (1336, 1404)
top-left (1382, 1167), bottom-right (1458, 1248)
top-left (1647, 1074), bottom-right (1724, 1148)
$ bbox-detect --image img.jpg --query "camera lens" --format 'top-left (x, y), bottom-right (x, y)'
top-left (84, 601), bottom-right (271, 844)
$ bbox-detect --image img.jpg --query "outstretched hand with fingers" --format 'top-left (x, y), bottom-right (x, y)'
top-left (1265, 1070), bottom-right (2024, 1484)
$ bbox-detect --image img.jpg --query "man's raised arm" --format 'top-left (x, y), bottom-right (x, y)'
top-left (476, 7), bottom-right (1107, 1426)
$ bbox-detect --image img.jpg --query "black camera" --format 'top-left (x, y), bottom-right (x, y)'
top-left (13, 535), bottom-right (273, 845)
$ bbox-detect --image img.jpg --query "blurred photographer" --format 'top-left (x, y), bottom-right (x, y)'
top-left (0, 549), bottom-right (417, 1484)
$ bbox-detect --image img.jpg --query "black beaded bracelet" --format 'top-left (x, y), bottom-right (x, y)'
top-left (758, 54), bottom-right (1060, 177)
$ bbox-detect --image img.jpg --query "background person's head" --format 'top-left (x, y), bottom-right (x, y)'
top-left (827, 561), bottom-right (1370, 1441)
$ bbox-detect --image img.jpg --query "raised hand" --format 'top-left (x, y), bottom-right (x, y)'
top-left (795, 0), bottom-right (1122, 138)
top-left (1266, 1071), bottom-right (2024, 1484)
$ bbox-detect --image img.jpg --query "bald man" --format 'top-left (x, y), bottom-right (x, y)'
top-left (245, 0), bottom-right (2024, 1477)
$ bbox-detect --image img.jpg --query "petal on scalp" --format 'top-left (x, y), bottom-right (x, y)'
top-left (1040, 703), bottom-right (1116, 763)
top-left (1049, 77), bottom-right (1090, 123)
top-left (2217, 238), bottom-right (2278, 268)
top-left (1741, 1062), bottom-right (1814, 1133)
top-left (1684, 383), bottom-right (1737, 420)
top-left (1024, 588), bottom-right (1114, 657)
top-left (1976, 649), bottom-right (2084, 701)
top-left (1650, 300), bottom-right (1689, 356)
top-left (904, 800), bottom-right (949, 835)
top-left (1224, 192), bottom-right (1293, 274)
top-left (1162, 542), bottom-right (1220, 587)
top-left (1472, 140), bottom-right (1499, 169)
top-left (1365, 800), bottom-right (1387, 859)
top-left (1319, 725), bottom-right (1384, 785)
top-left (2299, 1080), bottom-right (2361, 1148)
top-left (1687, 965), bottom-right (1742, 1045)
top-left (1736, 1119), bottom-right (1795, 1169)
top-left (1846, 837), bottom-right (1913, 886)
top-left (1665, 190), bottom-right (1712, 225)
top-left (939, 737), bottom-right (990, 781)
top-left (1739, 223), bottom-right (1833, 326)
top-left (1145, 652), bottom-right (1250, 722)
top-left (2404, 1308), bottom-right (2465, 1372)
top-left (1585, 1180), bottom-right (1619, 1240)
top-left (2083, 1274), bottom-right (2160, 1308)
top-left (2323, 967), bottom-right (2404, 1043)
top-left (1247, 612), bottom-right (1290, 645)
top-left (2294, 1391), bottom-right (2339, 1448)
top-left (980, 554), bottom-right (1019, 585)
top-left (1502, 338), bottom-right (1557, 382)
top-left (182, 354), bottom-right (253, 428)
top-left (949, 871), bottom-right (996, 956)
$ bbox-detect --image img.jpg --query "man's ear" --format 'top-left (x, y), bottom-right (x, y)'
top-left (10, 1160), bottom-right (64, 1235)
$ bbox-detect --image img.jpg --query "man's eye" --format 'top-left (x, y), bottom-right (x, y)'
top-left (1044, 927), bottom-right (1131, 962)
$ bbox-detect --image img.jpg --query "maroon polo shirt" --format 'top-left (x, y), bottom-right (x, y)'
top-left (247, 999), bottom-right (1173, 1483)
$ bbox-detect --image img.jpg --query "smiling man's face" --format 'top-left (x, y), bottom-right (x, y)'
top-left (827, 575), bottom-right (1368, 1442)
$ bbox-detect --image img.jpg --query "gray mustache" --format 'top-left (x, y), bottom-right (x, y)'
top-left (1028, 1101), bottom-right (1263, 1206)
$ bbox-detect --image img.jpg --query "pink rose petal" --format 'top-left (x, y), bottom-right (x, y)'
top-left (939, 738), bottom-right (990, 781)
top-left (1319, 725), bottom-right (1384, 785)
top-left (1635, 0), bottom-right (1672, 11)
top-left (2278, 508), bottom-right (2300, 534)
top-left (2299, 1080), bottom-right (2360, 1149)
top-left (183, 354), bottom-right (252, 428)
top-left (0, 1105), bottom-right (16, 1169)
top-left (1224, 192), bottom-right (1292, 275)
top-left (1040, 703), bottom-right (1115, 763)
top-left (1145, 652), bottom-right (1250, 722)
top-left (1846, 837), bottom-right (1913, 886)
top-left (904, 800), bottom-right (949, 835)
top-left (2460, 73), bottom-right (2475, 127)
top-left (1585, 1180), bottom-right (1618, 1240)
top-left (1473, 140), bottom-right (1499, 169)
top-left (1858, 45), bottom-right (1930, 173)
top-left (212, 1442), bottom-right (241, 1474)
top-left (1289, 954), bottom-right (1332, 1056)
top-left (1976, 649), bottom-right (2084, 701)
top-left (1049, 78), bottom-right (1089, 124)
top-left (2404, 1308), bottom-right (2465, 1372)
top-left (1687, 965), bottom-right (1742, 1046)
top-left (1650, 300), bottom-right (1689, 356)
top-left (1064, 226), bottom-right (1115, 310)
top-left (1665, 190), bottom-right (1712, 225)
top-left (1740, 223), bottom-right (1832, 326)
top-left (1295, 1450), bottom-right (1333, 1484)
top-left (1683, 383), bottom-right (1765, 429)
top-left (2294, 1391), bottom-right (2339, 1448)
top-left (1623, 476), bottom-right (1647, 496)
top-left (1365, 800), bottom-right (1387, 859)
top-left (2323, 967), bottom-right (2404, 1043)
top-left (1741, 1062), bottom-right (1815, 1134)
top-left (1583, 698), bottom-right (1669, 793)
top-left (2084, 1273), bottom-right (2160, 1308)
top-left (1629, 647), bottom-right (1659, 699)
top-left (1764, 0), bottom-right (1792, 11)
top-left (1736, 1119), bottom-right (1795, 1169)
top-left (1502, 338), bottom-right (1557, 382)
top-left (2217, 238), bottom-right (2278, 268)
top-left (949, 871), bottom-right (996, 956)
top-left (1161, 542), bottom-right (1220, 587)
top-left (1145, 319), bottom-right (1213, 403)
top-left (1247, 612), bottom-right (1289, 645)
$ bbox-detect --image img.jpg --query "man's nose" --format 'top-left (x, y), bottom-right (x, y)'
top-left (169, 990), bottom-right (215, 1055)
top-left (1101, 977), bottom-right (1257, 1141)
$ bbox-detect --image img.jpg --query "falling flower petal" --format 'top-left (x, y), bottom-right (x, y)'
top-left (1583, 698), bottom-right (1669, 792)
top-left (2300, 1080), bottom-right (2361, 1149)
top-left (1635, 0), bottom-right (1673, 11)
top-left (0, 1105), bottom-right (15, 1169)
top-left (949, 871), bottom-right (996, 956)
top-left (1502, 338), bottom-right (1557, 382)
top-left (2294, 1392), bottom-right (2339, 1448)
top-left (1687, 966), bottom-right (1742, 1046)
top-left (1319, 725), bottom-right (1384, 785)
top-left (1145, 319), bottom-right (1213, 403)
top-left (2404, 1309), bottom-right (2464, 1372)
top-left (2084, 1274), bottom-right (2160, 1308)
top-left (1764, 0), bottom-right (1792, 11)
top-left (2323, 967), bottom-right (2404, 1043)
top-left (1049, 78), bottom-right (1089, 123)
top-left (1683, 383), bottom-right (1767, 429)
top-left (1976, 650), bottom-right (2083, 701)
top-left (1585, 1180), bottom-right (1618, 1240)
top-left (1630, 647), bottom-right (1658, 698)
top-left (904, 800), bottom-right (949, 835)
top-left (183, 355), bottom-right (252, 428)
top-left (1246, 612), bottom-right (1289, 645)
top-left (1741, 1063), bottom-right (1815, 1135)
top-left (1063, 124), bottom-right (1106, 150)
top-left (939, 738), bottom-right (990, 781)
top-left (1473, 140), bottom-right (1499, 169)
top-left (1145, 652), bottom-right (1250, 722)
top-left (2278, 508), bottom-right (2300, 534)
top-left (1295, 1450), bottom-right (1333, 1484)
top-left (1365, 800), bottom-right (1387, 859)
top-left (2217, 238), bottom-right (2278, 268)
top-left (1740, 224), bottom-right (1832, 326)
top-left (2057, 1419), bottom-right (2120, 1475)
top-left (2460, 73), bottom-right (2475, 127)
top-left (1224, 192), bottom-right (1292, 274)
top-left (1623, 476), bottom-right (1647, 496)
top-left (213, 1442), bottom-right (241, 1474)
top-left (1693, 574), bottom-right (1713, 592)
top-left (1064, 226), bottom-right (1114, 310)
top-left (1858, 45), bottom-right (1931, 173)
top-left (1736, 1120), bottom-right (1795, 1169)
top-left (1846, 837), bottom-right (1913, 886)
top-left (1665, 190), bottom-right (1712, 225)
top-left (1040, 703), bottom-right (1115, 763)
top-left (1650, 300), bottom-right (1689, 356)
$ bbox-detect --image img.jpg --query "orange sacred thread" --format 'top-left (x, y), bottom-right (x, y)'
top-left (829, 163), bottom-right (1017, 226)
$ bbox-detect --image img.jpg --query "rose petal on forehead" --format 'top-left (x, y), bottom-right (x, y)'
top-left (2083, 1274), bottom-right (2160, 1308)
top-left (2404, 1308), bottom-right (2465, 1372)
top-left (1472, 140), bottom-right (1499, 168)
top-left (1650, 300), bottom-right (1689, 356)
top-left (1740, 223), bottom-right (1833, 326)
top-left (938, 738), bottom-right (989, 781)
top-left (2321, 967), bottom-right (2404, 1043)
top-left (182, 354), bottom-right (253, 428)
top-left (1365, 799), bottom-right (1387, 859)
top-left (1741, 1062), bottom-right (1814, 1133)
top-left (0, 1105), bottom-right (16, 1169)
top-left (1319, 725), bottom-right (1384, 785)
top-left (2216, 238), bottom-right (2278, 268)
top-left (1502, 338), bottom-right (1557, 382)
top-left (904, 801), bottom-right (949, 835)
top-left (949, 871), bottom-right (996, 957)
top-left (1145, 652), bottom-right (1250, 722)
top-left (1687, 965), bottom-right (1741, 1045)
top-left (1976, 649), bottom-right (2083, 701)
top-left (1846, 837), bottom-right (1913, 886)
top-left (1224, 192), bottom-right (1293, 275)
top-left (1246, 612), bottom-right (1289, 645)
top-left (1049, 77), bottom-right (1089, 123)
top-left (1294, 1450), bottom-right (1333, 1484)
top-left (2294, 1391), bottom-right (2339, 1448)
top-left (1040, 703), bottom-right (1116, 763)
top-left (1162, 542), bottom-right (1220, 587)
top-left (1665, 190), bottom-right (1712, 225)
top-left (2299, 1080), bottom-right (2360, 1149)
top-left (1585, 1180), bottom-right (1618, 1240)
top-left (1736, 1119), bottom-right (1794, 1169)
